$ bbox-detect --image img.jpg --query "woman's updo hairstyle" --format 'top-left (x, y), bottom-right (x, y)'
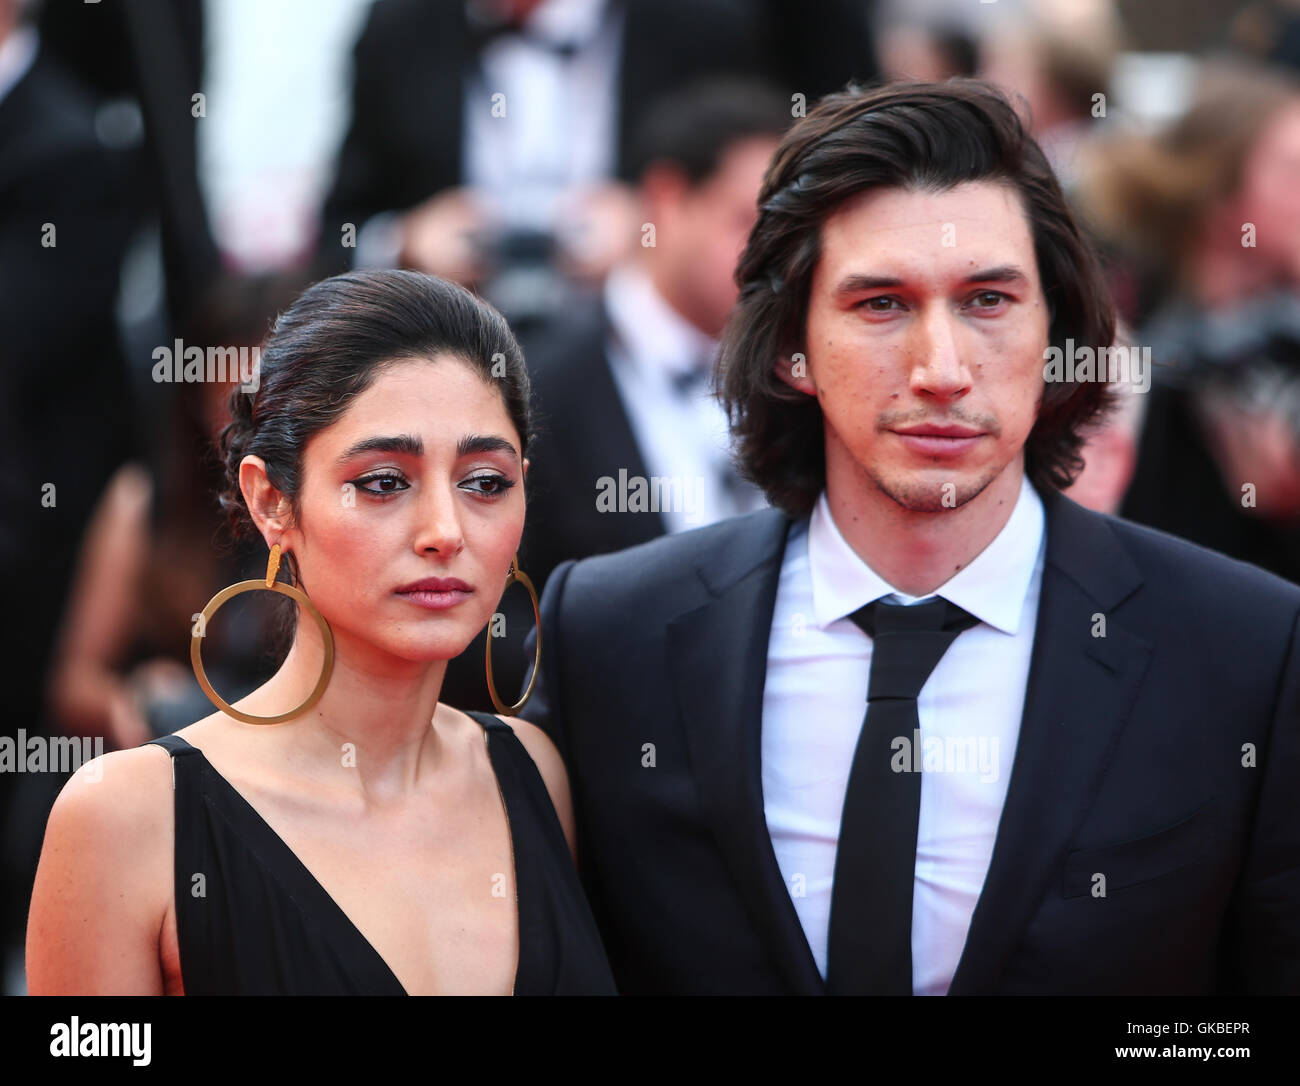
top-left (219, 269), bottom-right (531, 583)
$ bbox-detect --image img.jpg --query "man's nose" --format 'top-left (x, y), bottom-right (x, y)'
top-left (909, 305), bottom-right (972, 400)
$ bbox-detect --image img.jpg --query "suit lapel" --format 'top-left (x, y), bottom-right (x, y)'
top-left (948, 489), bottom-right (1153, 993)
top-left (666, 508), bottom-right (826, 994)
top-left (583, 302), bottom-right (664, 540)
top-left (537, 299), bottom-right (666, 547)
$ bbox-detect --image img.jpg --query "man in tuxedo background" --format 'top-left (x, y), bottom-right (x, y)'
top-left (520, 79), bottom-right (1300, 994)
top-left (519, 78), bottom-right (787, 595)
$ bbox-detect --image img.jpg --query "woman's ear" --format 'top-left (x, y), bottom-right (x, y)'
top-left (238, 455), bottom-right (291, 546)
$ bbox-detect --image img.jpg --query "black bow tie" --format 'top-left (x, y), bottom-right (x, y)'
top-left (466, 7), bottom-right (582, 58)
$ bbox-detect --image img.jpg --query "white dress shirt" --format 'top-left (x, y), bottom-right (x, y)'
top-left (463, 0), bottom-right (622, 231)
top-left (603, 261), bottom-right (766, 532)
top-left (761, 474), bottom-right (1046, 994)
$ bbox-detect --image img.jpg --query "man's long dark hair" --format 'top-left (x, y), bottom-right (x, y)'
top-left (716, 79), bottom-right (1118, 517)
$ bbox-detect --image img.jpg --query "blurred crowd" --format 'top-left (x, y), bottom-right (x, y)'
top-left (4, 0), bottom-right (1300, 993)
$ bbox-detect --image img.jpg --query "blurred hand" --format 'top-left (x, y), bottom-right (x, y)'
top-left (554, 181), bottom-right (638, 285)
top-left (108, 659), bottom-right (192, 749)
top-left (1064, 414), bottom-right (1138, 515)
top-left (397, 187), bottom-right (493, 285)
top-left (1200, 395), bottom-right (1300, 518)
top-left (104, 686), bottom-right (152, 750)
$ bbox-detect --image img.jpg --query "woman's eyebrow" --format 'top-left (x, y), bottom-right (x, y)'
top-left (336, 432), bottom-right (517, 463)
top-left (458, 434), bottom-right (518, 459)
top-left (336, 433), bottom-right (423, 462)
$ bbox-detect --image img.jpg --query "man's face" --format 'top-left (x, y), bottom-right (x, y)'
top-left (788, 181), bottom-right (1051, 513)
top-left (657, 136), bottom-right (780, 336)
top-left (1235, 100), bottom-right (1300, 285)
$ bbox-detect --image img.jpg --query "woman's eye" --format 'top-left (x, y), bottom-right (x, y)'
top-left (353, 473), bottom-right (409, 495)
top-left (462, 474), bottom-right (515, 497)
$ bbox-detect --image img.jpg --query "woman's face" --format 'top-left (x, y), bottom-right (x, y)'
top-left (277, 356), bottom-right (527, 670)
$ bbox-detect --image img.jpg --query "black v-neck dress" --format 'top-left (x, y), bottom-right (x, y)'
top-left (145, 711), bottom-right (616, 995)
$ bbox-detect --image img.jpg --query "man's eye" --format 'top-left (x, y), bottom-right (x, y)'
top-left (462, 474), bottom-right (516, 497)
top-left (970, 291), bottom-right (1008, 309)
top-left (858, 296), bottom-right (902, 312)
top-left (353, 473), bottom-right (408, 495)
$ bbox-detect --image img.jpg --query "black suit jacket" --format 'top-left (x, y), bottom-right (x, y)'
top-left (520, 486), bottom-right (1300, 994)
top-left (520, 295), bottom-right (666, 593)
top-left (0, 47), bottom-right (138, 714)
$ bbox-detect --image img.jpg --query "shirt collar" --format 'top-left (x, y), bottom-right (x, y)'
top-left (603, 261), bottom-right (717, 385)
top-left (524, 0), bottom-right (608, 47)
top-left (808, 473), bottom-right (1045, 634)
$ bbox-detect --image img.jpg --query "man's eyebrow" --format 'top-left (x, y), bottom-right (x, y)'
top-left (337, 433), bottom-right (423, 462)
top-left (832, 265), bottom-right (1030, 295)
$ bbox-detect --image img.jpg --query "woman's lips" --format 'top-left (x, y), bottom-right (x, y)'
top-left (395, 577), bottom-right (474, 611)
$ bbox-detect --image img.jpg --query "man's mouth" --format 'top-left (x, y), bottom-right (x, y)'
top-left (890, 424), bottom-right (987, 457)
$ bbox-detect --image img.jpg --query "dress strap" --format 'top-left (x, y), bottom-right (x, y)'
top-left (144, 734), bottom-right (202, 787)
top-left (463, 709), bottom-right (512, 735)
top-left (462, 709), bottom-right (569, 851)
top-left (146, 734), bottom-right (199, 758)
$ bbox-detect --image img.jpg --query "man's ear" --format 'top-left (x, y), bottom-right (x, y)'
top-left (639, 161), bottom-right (690, 224)
top-left (774, 349), bottom-right (817, 396)
top-left (238, 455), bottom-right (291, 545)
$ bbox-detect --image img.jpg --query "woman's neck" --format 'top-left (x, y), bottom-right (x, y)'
top-left (242, 623), bottom-right (453, 803)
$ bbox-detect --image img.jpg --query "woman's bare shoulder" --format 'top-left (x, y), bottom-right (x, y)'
top-left (48, 743), bottom-right (175, 841)
top-left (27, 744), bottom-right (176, 994)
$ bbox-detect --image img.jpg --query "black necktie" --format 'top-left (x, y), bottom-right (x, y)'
top-left (826, 596), bottom-right (980, 996)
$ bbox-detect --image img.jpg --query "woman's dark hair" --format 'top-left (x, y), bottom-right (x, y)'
top-left (219, 270), bottom-right (531, 584)
top-left (717, 78), bottom-right (1118, 517)
top-left (147, 271), bottom-right (310, 652)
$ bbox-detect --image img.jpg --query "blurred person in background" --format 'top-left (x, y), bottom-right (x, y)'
top-left (978, 0), bottom-right (1126, 195)
top-left (1060, 326), bottom-right (1147, 515)
top-left (519, 78), bottom-right (790, 590)
top-left (974, 0), bottom-right (1146, 513)
top-left (45, 276), bottom-right (310, 755)
top-left (315, 0), bottom-right (876, 327)
top-left (1077, 61), bottom-right (1300, 582)
top-left (1229, 0), bottom-right (1300, 72)
top-left (878, 17), bottom-right (978, 82)
top-left (0, 0), bottom-right (140, 990)
top-left (37, 0), bottom-right (218, 329)
top-left (439, 77), bottom-right (790, 713)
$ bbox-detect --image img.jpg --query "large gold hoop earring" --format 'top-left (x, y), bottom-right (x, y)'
top-left (190, 543), bottom-right (335, 725)
top-left (485, 553), bottom-right (541, 715)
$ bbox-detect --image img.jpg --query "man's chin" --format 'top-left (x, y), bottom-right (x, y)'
top-left (870, 469), bottom-right (998, 513)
